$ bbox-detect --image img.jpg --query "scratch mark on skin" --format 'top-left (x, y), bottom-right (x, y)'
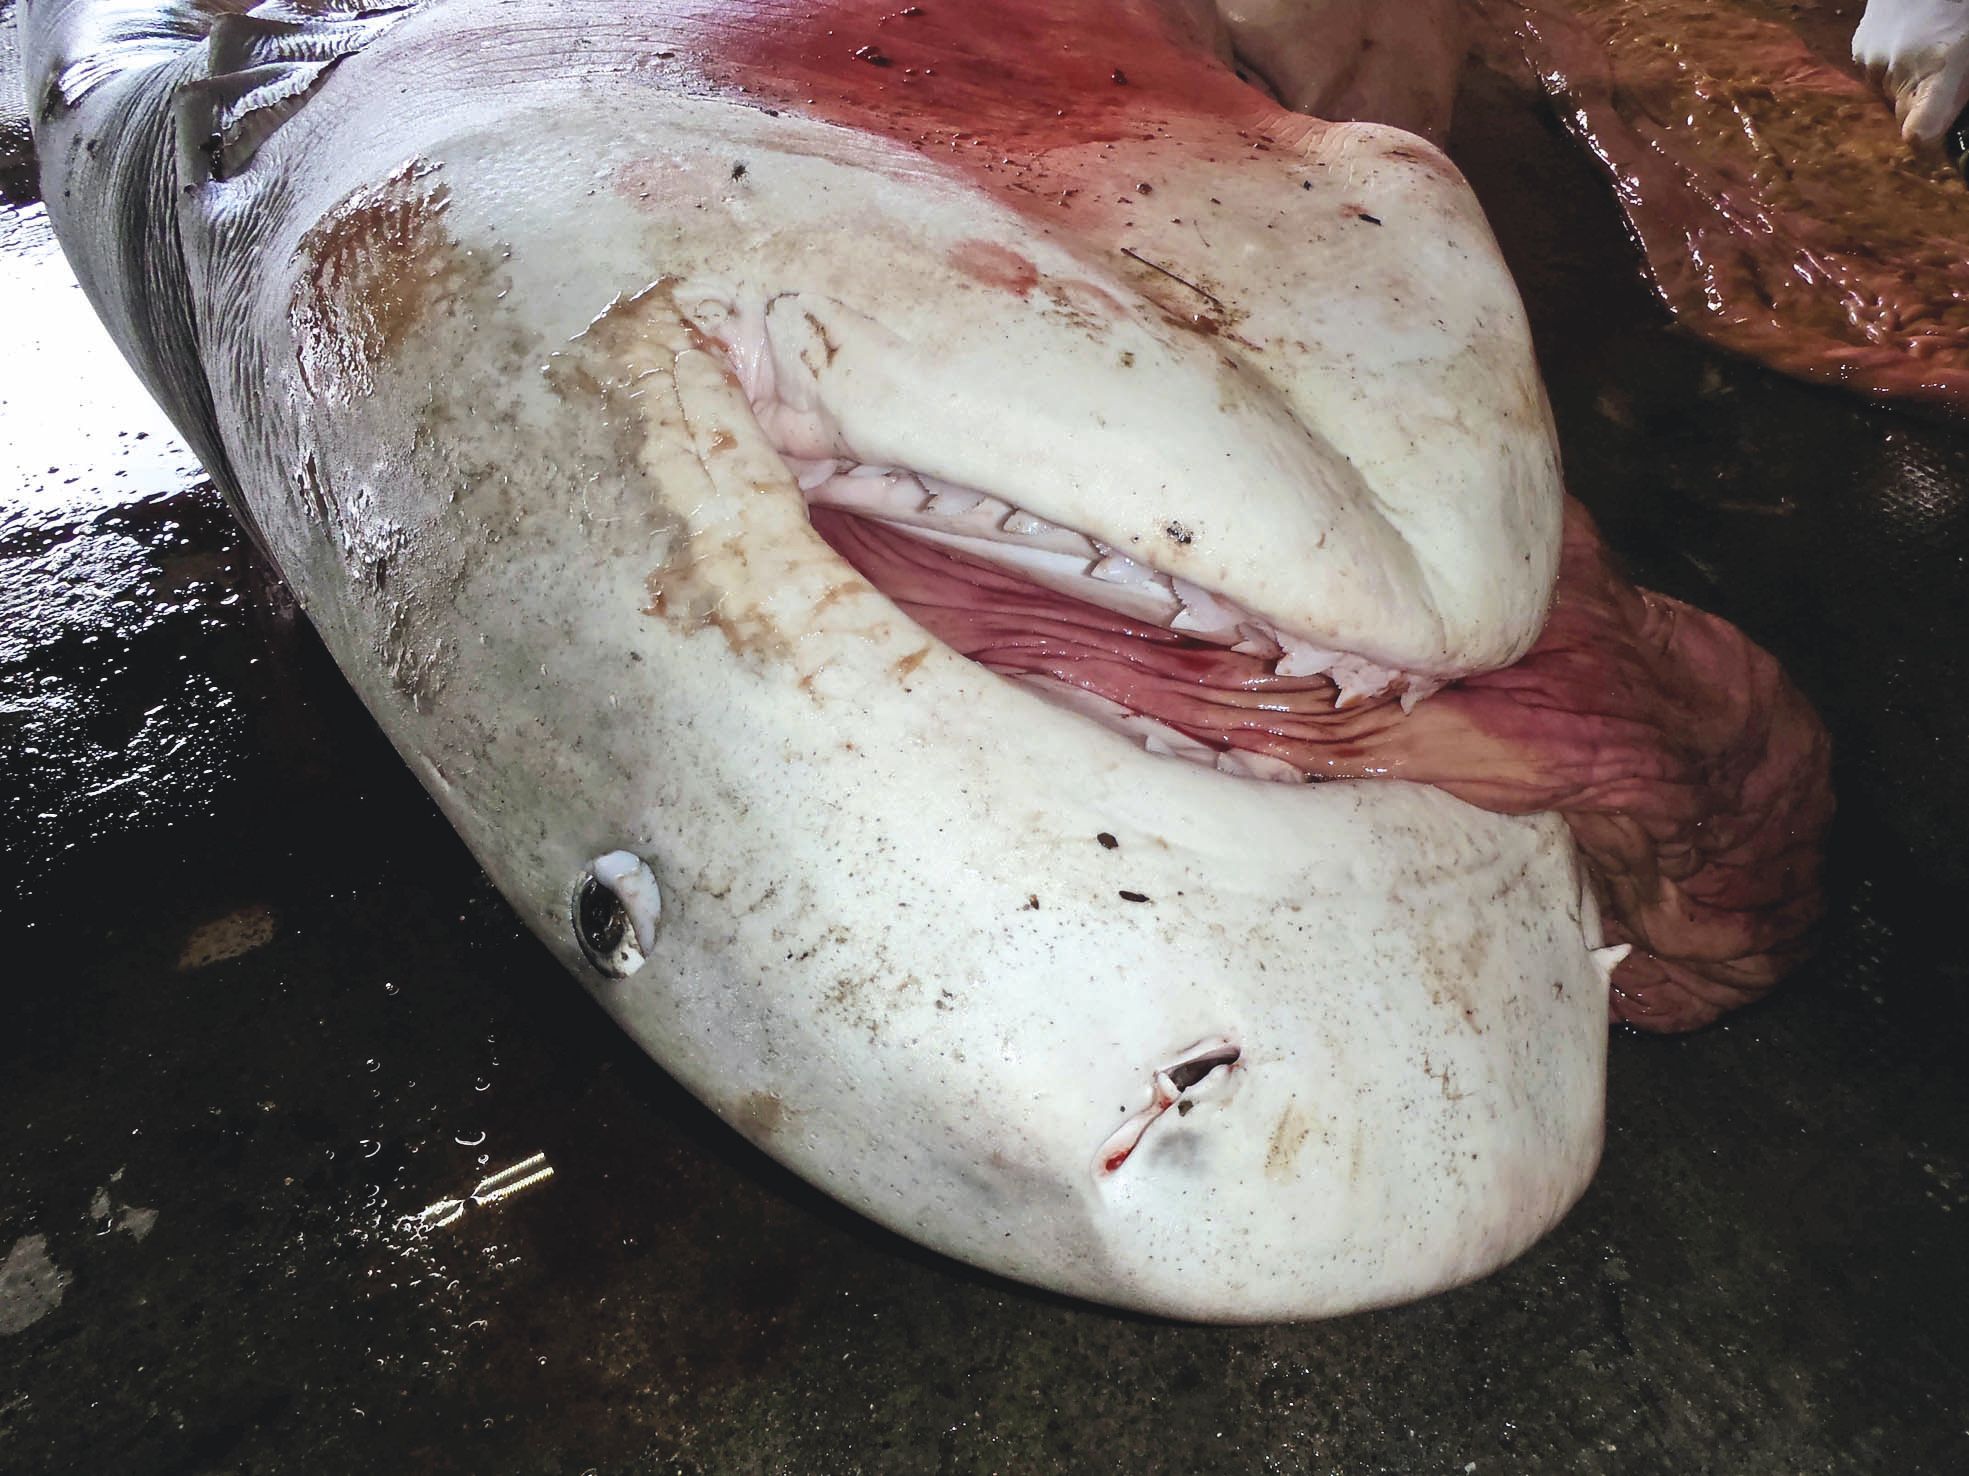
top-left (1423, 1052), bottom-right (1470, 1103)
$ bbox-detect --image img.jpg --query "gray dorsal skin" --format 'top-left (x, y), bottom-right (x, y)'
top-left (26, 1), bottom-right (246, 523)
top-left (26, 0), bottom-right (411, 550)
top-left (22, 0), bottom-right (1612, 1321)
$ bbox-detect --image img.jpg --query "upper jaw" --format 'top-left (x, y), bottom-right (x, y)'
top-left (655, 100), bottom-right (1563, 686)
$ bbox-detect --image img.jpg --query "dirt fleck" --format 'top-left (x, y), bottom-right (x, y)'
top-left (892, 645), bottom-right (932, 680)
top-left (1119, 890), bottom-right (1150, 903)
top-left (176, 905), bottom-right (278, 971)
top-left (1097, 832), bottom-right (1119, 849)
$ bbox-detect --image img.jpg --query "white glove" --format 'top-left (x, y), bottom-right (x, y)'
top-left (1853, 0), bottom-right (1969, 148)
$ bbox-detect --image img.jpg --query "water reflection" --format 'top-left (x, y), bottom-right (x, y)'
top-left (0, 202), bottom-right (201, 517)
top-left (0, 198), bottom-right (251, 897)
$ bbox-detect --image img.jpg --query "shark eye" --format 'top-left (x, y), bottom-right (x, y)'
top-left (573, 851), bottom-right (661, 978)
top-left (573, 874), bottom-right (633, 975)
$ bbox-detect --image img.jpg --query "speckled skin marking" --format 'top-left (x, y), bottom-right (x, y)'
top-left (24, 0), bottom-right (1609, 1320)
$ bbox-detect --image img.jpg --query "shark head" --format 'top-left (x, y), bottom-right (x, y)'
top-left (26, 0), bottom-right (1622, 1319)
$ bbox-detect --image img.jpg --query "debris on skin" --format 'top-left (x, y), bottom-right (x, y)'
top-left (1096, 832), bottom-right (1119, 849)
top-left (1117, 245), bottom-right (1223, 311)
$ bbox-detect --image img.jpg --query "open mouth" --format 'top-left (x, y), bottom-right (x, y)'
top-left (697, 292), bottom-right (1464, 792)
top-left (744, 415), bottom-right (1832, 1037)
top-left (802, 462), bottom-right (1433, 783)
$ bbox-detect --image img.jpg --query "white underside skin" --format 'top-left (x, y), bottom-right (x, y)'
top-left (26, 0), bottom-right (1607, 1319)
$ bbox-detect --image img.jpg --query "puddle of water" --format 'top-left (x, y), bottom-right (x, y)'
top-left (0, 203), bottom-right (203, 522)
top-left (0, 196), bottom-right (257, 896)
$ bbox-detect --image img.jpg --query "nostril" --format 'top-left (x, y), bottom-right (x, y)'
top-left (1095, 1037), bottom-right (1243, 1177)
top-left (1163, 1043), bottom-right (1241, 1094)
top-left (573, 851), bottom-right (661, 977)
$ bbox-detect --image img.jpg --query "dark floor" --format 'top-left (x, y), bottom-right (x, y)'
top-left (3, 19), bottom-right (1967, 1476)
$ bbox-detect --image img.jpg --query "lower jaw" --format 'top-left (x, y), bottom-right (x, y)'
top-left (804, 493), bottom-right (1835, 1035)
top-left (806, 501), bottom-right (1413, 785)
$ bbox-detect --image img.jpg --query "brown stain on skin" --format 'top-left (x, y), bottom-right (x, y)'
top-left (1417, 923), bottom-right (1493, 1027)
top-left (551, 283), bottom-right (795, 663)
top-left (1264, 1104), bottom-right (1315, 1180)
top-left (802, 310), bottom-right (841, 364)
top-left (892, 645), bottom-right (932, 680)
top-left (733, 1091), bottom-right (787, 1140)
top-left (811, 581), bottom-right (860, 615)
top-left (1040, 278), bottom-right (1125, 337)
top-left (291, 161), bottom-right (489, 402)
top-left (705, 602), bottom-right (793, 663)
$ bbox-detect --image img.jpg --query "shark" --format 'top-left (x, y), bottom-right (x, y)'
top-left (21, 0), bottom-right (1831, 1320)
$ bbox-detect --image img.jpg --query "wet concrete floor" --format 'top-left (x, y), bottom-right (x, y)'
top-left (2, 19), bottom-right (1966, 1476)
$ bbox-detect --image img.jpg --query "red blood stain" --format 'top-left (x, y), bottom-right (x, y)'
top-left (948, 239), bottom-right (1041, 296)
top-left (679, 0), bottom-right (1304, 233)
